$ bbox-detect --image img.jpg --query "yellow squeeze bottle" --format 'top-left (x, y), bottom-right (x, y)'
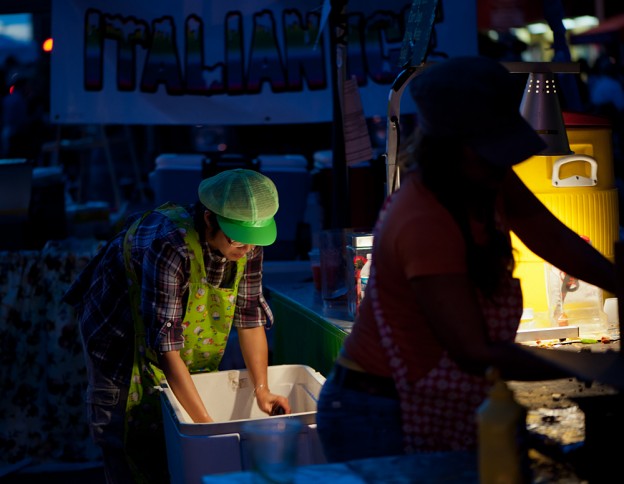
top-left (477, 368), bottom-right (531, 484)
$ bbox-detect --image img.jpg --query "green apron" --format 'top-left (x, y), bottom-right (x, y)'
top-left (122, 203), bottom-right (245, 482)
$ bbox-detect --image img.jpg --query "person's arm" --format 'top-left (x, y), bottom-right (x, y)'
top-left (504, 170), bottom-right (616, 293)
top-left (235, 247), bottom-right (290, 415)
top-left (410, 273), bottom-right (576, 381)
top-left (238, 325), bottom-right (291, 415)
top-left (158, 351), bottom-right (213, 423)
top-left (141, 221), bottom-right (212, 423)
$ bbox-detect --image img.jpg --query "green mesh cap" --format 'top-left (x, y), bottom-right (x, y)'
top-left (198, 169), bottom-right (279, 246)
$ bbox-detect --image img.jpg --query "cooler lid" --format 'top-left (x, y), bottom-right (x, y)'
top-left (563, 111), bottom-right (611, 127)
top-left (349, 233), bottom-right (374, 248)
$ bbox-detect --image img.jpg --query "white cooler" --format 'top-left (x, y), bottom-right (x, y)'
top-left (148, 153), bottom-right (206, 206)
top-left (258, 154), bottom-right (310, 259)
top-left (160, 364), bottom-right (327, 484)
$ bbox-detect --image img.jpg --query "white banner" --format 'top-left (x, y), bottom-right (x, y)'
top-left (51, 0), bottom-right (477, 125)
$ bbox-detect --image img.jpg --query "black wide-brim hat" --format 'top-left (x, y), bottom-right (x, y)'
top-left (409, 56), bottom-right (546, 167)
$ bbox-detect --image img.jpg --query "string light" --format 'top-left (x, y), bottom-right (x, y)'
top-left (42, 38), bottom-right (53, 52)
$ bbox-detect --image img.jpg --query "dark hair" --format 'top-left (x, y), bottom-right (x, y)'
top-left (193, 201), bottom-right (221, 239)
top-left (404, 130), bottom-right (515, 296)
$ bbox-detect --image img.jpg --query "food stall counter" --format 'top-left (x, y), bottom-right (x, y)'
top-left (263, 261), bottom-right (352, 376)
top-left (202, 450), bottom-right (479, 484)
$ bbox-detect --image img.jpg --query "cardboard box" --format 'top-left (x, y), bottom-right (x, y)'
top-left (160, 364), bottom-right (327, 484)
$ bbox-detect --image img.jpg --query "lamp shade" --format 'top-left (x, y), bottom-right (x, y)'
top-left (519, 72), bottom-right (573, 155)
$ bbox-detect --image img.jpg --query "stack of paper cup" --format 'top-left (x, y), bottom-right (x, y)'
top-left (604, 298), bottom-right (619, 325)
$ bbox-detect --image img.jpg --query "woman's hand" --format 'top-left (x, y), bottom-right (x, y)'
top-left (254, 385), bottom-right (292, 415)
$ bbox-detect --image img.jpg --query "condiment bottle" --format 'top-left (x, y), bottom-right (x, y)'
top-left (477, 367), bottom-right (531, 484)
top-left (359, 253), bottom-right (372, 300)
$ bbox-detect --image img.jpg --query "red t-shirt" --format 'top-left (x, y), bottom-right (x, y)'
top-left (344, 172), bottom-right (469, 381)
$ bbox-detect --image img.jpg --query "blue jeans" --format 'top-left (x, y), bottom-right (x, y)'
top-left (316, 366), bottom-right (405, 463)
top-left (84, 358), bottom-right (169, 484)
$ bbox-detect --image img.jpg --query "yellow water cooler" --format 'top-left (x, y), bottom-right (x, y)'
top-left (511, 112), bottom-right (620, 315)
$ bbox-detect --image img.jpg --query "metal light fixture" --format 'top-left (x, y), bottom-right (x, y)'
top-left (505, 62), bottom-right (579, 156)
top-left (519, 71), bottom-right (572, 155)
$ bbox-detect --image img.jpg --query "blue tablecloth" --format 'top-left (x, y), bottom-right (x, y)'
top-left (201, 452), bottom-right (479, 484)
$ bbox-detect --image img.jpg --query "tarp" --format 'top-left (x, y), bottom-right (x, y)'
top-left (50, 0), bottom-right (477, 125)
top-left (0, 34), bottom-right (38, 65)
top-left (570, 13), bottom-right (624, 45)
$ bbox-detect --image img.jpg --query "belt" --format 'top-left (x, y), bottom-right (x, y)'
top-left (331, 362), bottom-right (399, 400)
